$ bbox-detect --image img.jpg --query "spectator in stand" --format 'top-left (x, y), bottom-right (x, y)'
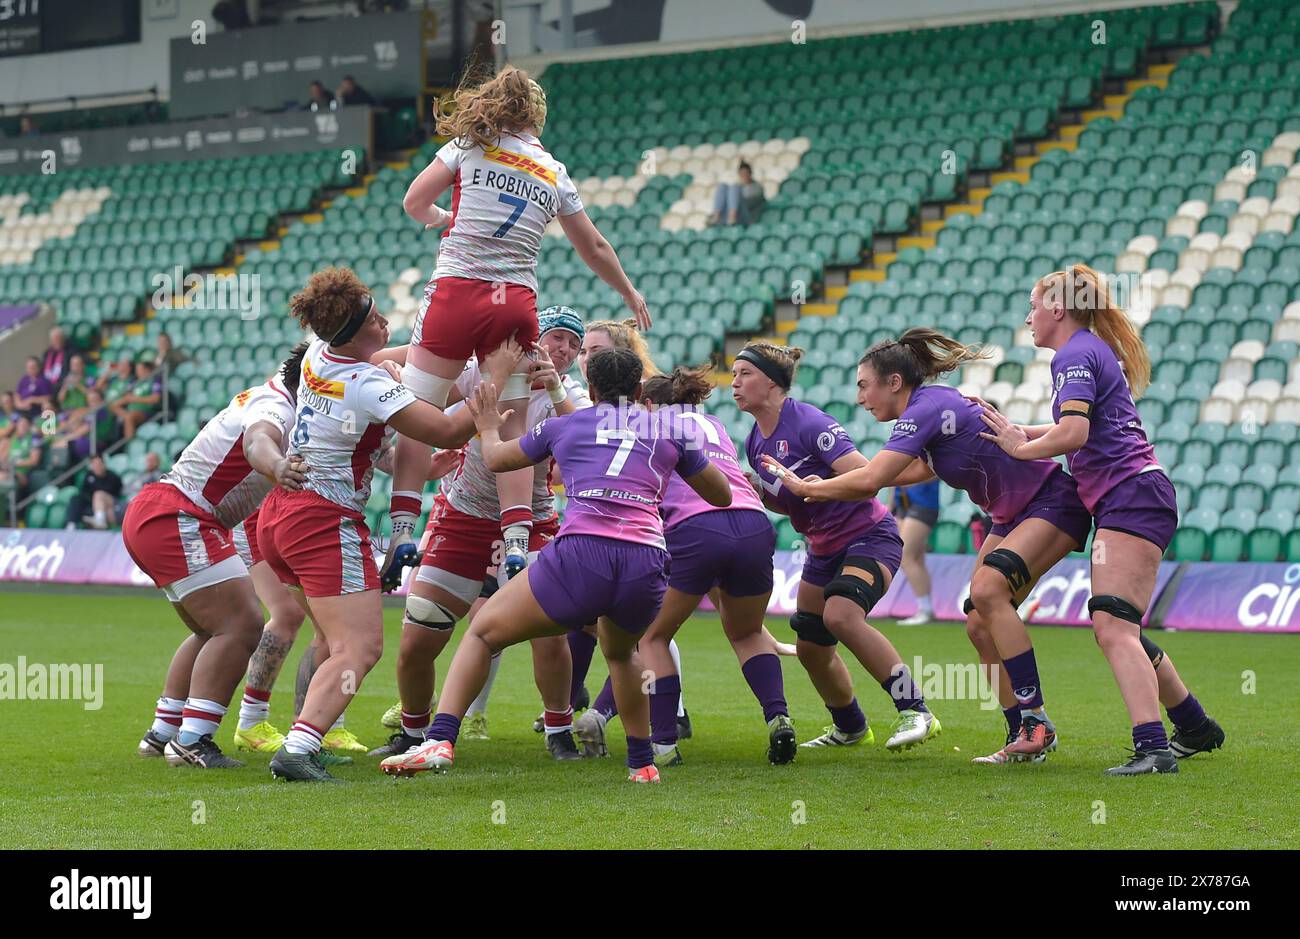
top-left (19, 115), bottom-right (38, 138)
top-left (152, 332), bottom-right (188, 374)
top-left (57, 354), bottom-right (94, 421)
top-left (0, 391), bottom-right (18, 450)
top-left (122, 451), bottom-right (164, 503)
top-left (15, 356), bottom-right (54, 419)
top-left (49, 388), bottom-right (116, 467)
top-left (305, 80), bottom-right (336, 112)
top-left (708, 161), bottom-right (766, 227)
top-left (42, 326), bottom-right (70, 388)
top-left (336, 75), bottom-right (375, 106)
top-left (67, 455), bottom-right (123, 530)
top-left (109, 360), bottom-right (162, 440)
top-left (0, 415), bottom-right (44, 497)
top-left (97, 356), bottom-right (135, 405)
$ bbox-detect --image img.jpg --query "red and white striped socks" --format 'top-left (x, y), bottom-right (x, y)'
top-left (178, 698), bottom-right (227, 745)
top-left (151, 696), bottom-right (184, 740)
top-left (543, 706), bottom-right (574, 736)
top-left (284, 720), bottom-right (325, 755)
top-left (237, 685), bottom-right (272, 730)
top-left (401, 709), bottom-right (431, 739)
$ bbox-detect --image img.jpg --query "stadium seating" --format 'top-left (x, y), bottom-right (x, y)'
top-left (3, 0), bottom-right (1298, 561)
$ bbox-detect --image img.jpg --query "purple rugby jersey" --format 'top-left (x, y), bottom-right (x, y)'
top-left (1050, 329), bottom-right (1160, 513)
top-left (659, 410), bottom-right (764, 530)
top-left (518, 403), bottom-right (710, 550)
top-left (745, 397), bottom-right (887, 555)
top-left (881, 384), bottom-right (1059, 525)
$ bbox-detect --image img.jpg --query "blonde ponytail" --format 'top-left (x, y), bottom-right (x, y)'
top-left (1037, 263), bottom-right (1151, 398)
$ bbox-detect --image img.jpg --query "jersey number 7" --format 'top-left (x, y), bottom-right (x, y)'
top-left (595, 427), bottom-right (635, 476)
top-left (492, 194), bottom-right (528, 238)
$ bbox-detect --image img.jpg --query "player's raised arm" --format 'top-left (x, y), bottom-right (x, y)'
top-left (465, 381), bottom-right (535, 472)
top-left (559, 209), bottom-right (650, 331)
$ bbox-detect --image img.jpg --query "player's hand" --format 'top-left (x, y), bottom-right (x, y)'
top-left (623, 288), bottom-right (651, 331)
top-left (423, 206), bottom-right (452, 231)
top-left (744, 470), bottom-right (764, 495)
top-left (428, 446), bottom-right (463, 481)
top-left (273, 453), bottom-right (310, 490)
top-left (964, 393), bottom-right (997, 413)
top-left (466, 382), bottom-right (514, 434)
top-left (482, 335), bottom-right (526, 387)
top-left (979, 407), bottom-right (1029, 459)
top-left (379, 359), bottom-right (404, 383)
top-left (529, 343), bottom-right (561, 391)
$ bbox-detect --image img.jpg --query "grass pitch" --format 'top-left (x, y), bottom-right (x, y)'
top-left (1, 590), bottom-right (1294, 849)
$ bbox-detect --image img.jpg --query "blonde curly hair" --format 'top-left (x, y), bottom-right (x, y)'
top-left (436, 65), bottom-right (548, 150)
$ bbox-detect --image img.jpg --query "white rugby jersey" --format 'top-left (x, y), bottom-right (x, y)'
top-left (440, 357), bottom-right (591, 521)
top-left (292, 338), bottom-right (417, 514)
top-left (432, 132), bottom-right (583, 293)
top-left (161, 375), bottom-right (295, 529)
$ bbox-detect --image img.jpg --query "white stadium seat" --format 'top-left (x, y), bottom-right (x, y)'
top-left (1127, 234), bottom-right (1159, 256)
top-left (1274, 319), bottom-right (1300, 343)
top-left (1236, 399), bottom-right (1273, 424)
top-left (1246, 379), bottom-right (1282, 402)
top-left (1175, 200), bottom-right (1208, 221)
top-left (1211, 379), bottom-right (1247, 401)
top-left (1200, 398), bottom-right (1235, 423)
top-left (1230, 340), bottom-right (1265, 361)
top-left (1211, 245), bottom-right (1244, 269)
top-left (1219, 358), bottom-right (1254, 385)
top-left (1228, 214), bottom-right (1261, 237)
top-left (1214, 180), bottom-right (1247, 203)
top-left (1273, 398), bottom-right (1300, 424)
top-left (1165, 215), bottom-right (1198, 239)
top-left (1005, 398), bottom-right (1034, 424)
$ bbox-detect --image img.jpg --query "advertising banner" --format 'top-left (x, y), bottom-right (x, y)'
top-left (1, 526), bottom-right (1286, 633)
top-left (1161, 562), bottom-right (1300, 634)
top-left (169, 11), bottom-right (426, 120)
top-left (0, 107), bottom-right (371, 177)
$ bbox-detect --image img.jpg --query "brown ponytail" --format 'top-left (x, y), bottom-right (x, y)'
top-left (859, 327), bottom-right (989, 388)
top-left (435, 65), bottom-right (548, 151)
top-left (1036, 263), bottom-right (1151, 398)
top-left (643, 363), bottom-right (714, 406)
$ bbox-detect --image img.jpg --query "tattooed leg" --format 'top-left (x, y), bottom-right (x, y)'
top-left (246, 630), bottom-right (294, 693)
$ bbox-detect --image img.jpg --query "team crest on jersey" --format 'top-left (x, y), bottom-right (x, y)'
top-left (776, 440), bottom-right (789, 458)
top-left (233, 389), bottom-right (252, 407)
top-left (302, 359), bottom-right (345, 399)
top-left (482, 146), bottom-right (557, 185)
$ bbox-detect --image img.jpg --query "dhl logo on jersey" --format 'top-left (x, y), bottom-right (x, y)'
top-left (483, 146), bottom-right (557, 186)
top-left (302, 359), bottom-right (345, 399)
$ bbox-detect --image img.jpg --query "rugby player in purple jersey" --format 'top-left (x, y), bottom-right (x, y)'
top-left (380, 348), bottom-right (731, 783)
top-left (979, 264), bottom-right (1224, 775)
top-left (735, 341), bottom-right (941, 752)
